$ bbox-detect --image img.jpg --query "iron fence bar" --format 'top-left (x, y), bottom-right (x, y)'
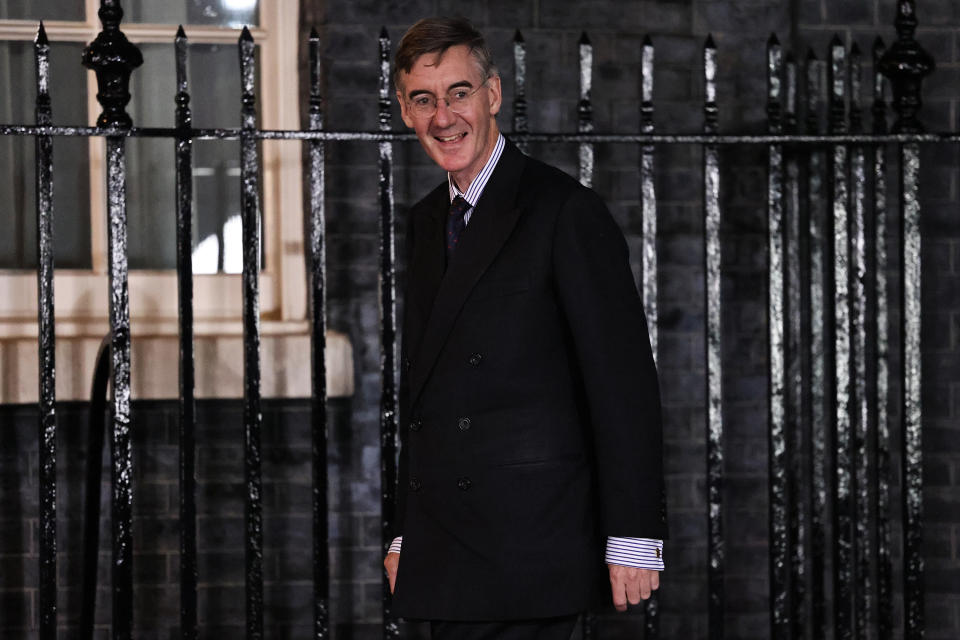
top-left (640, 35), bottom-right (657, 352)
top-left (828, 35), bottom-right (854, 640)
top-left (5, 122), bottom-right (960, 145)
top-left (106, 135), bottom-right (135, 639)
top-left (578, 32), bottom-right (594, 188)
top-left (80, 335), bottom-right (111, 640)
top-left (238, 26), bottom-right (265, 640)
top-left (512, 30), bottom-right (528, 154)
top-left (765, 33), bottom-right (789, 640)
top-left (81, 3), bottom-right (143, 636)
top-left (703, 33), bottom-right (724, 640)
top-left (783, 51), bottom-right (807, 640)
top-left (871, 36), bottom-right (893, 640)
top-left (640, 31), bottom-right (660, 640)
top-left (33, 22), bottom-right (57, 640)
top-left (898, 139), bottom-right (924, 640)
top-left (878, 4), bottom-right (933, 637)
top-left (308, 26), bottom-right (331, 640)
top-left (377, 26), bottom-right (401, 640)
top-left (804, 48), bottom-right (828, 640)
top-left (174, 25), bottom-right (198, 640)
top-left (848, 42), bottom-right (873, 640)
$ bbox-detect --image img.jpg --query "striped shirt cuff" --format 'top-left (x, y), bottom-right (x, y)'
top-left (605, 537), bottom-right (664, 570)
top-left (388, 536), bottom-right (403, 554)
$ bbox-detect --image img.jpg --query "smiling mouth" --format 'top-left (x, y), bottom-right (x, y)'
top-left (435, 132), bottom-right (467, 143)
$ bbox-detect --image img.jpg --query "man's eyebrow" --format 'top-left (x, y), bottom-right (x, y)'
top-left (406, 80), bottom-right (474, 100)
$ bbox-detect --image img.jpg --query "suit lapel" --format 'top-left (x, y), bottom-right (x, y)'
top-left (409, 141), bottom-right (527, 406)
top-left (407, 185), bottom-right (447, 322)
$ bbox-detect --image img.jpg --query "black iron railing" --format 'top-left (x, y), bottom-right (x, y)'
top-left (4, 0), bottom-right (941, 639)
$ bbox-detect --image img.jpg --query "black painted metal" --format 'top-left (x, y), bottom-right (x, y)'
top-left (308, 26), bottom-right (331, 640)
top-left (898, 139), bottom-right (924, 640)
top-left (849, 42), bottom-right (874, 640)
top-left (640, 35), bottom-right (657, 350)
top-left (879, 5), bottom-right (932, 638)
top-left (174, 25), bottom-right (199, 640)
top-left (81, 4), bottom-right (141, 636)
top-left (872, 36), bottom-right (894, 640)
top-left (804, 48), bottom-right (829, 640)
top-left (4, 122), bottom-right (959, 145)
top-left (578, 32), bottom-right (594, 188)
top-left (703, 33), bottom-right (724, 640)
top-left (783, 51), bottom-right (807, 640)
top-left (81, 0), bottom-right (143, 128)
top-left (879, 0), bottom-right (935, 134)
top-left (829, 35), bottom-right (854, 640)
top-left (638, 32), bottom-right (660, 640)
top-left (34, 22), bottom-right (57, 640)
top-left (238, 26), bottom-right (265, 640)
top-left (512, 30), bottom-right (528, 154)
top-left (377, 26), bottom-right (401, 640)
top-left (766, 33), bottom-right (790, 640)
top-left (81, 335), bottom-right (111, 640)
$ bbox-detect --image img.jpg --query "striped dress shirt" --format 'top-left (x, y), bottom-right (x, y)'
top-left (391, 133), bottom-right (664, 571)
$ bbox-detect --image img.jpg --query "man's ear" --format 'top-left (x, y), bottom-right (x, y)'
top-left (396, 89), bottom-right (414, 128)
top-left (486, 74), bottom-right (503, 117)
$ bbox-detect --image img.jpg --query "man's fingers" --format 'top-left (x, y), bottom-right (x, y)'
top-left (625, 571), bottom-right (643, 605)
top-left (383, 553), bottom-right (399, 594)
top-left (638, 573), bottom-right (651, 600)
top-left (609, 565), bottom-right (662, 611)
top-left (610, 578), bottom-right (628, 612)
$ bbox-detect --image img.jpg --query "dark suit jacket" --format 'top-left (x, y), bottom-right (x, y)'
top-left (392, 139), bottom-right (666, 621)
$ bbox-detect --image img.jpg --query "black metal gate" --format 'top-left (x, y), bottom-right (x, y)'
top-left (1, 0), bottom-right (947, 638)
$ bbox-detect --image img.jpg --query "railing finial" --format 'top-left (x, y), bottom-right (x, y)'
top-left (81, 0), bottom-right (143, 128)
top-left (878, 0), bottom-right (934, 133)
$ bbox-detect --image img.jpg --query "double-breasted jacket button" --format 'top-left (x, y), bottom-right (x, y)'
top-left (409, 418), bottom-right (423, 432)
top-left (403, 357), bottom-right (412, 372)
top-left (457, 417), bottom-right (471, 431)
top-left (468, 353), bottom-right (483, 367)
top-left (457, 477), bottom-right (472, 491)
top-left (409, 477), bottom-right (422, 492)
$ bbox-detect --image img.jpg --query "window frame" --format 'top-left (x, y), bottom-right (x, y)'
top-left (0, 0), bottom-right (306, 332)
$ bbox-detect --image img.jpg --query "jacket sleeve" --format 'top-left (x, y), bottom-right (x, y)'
top-left (551, 186), bottom-right (668, 540)
top-left (394, 208), bottom-right (416, 540)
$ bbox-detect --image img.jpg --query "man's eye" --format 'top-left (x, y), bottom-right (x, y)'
top-left (450, 90), bottom-right (469, 101)
top-left (413, 96), bottom-right (433, 107)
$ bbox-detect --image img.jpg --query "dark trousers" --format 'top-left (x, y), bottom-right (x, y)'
top-left (430, 615), bottom-right (580, 640)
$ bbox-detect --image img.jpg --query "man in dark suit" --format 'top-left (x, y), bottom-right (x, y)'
top-left (383, 17), bottom-right (667, 639)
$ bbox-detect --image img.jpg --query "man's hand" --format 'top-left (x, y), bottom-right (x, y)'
top-left (608, 564), bottom-right (660, 612)
top-left (384, 552), bottom-right (400, 594)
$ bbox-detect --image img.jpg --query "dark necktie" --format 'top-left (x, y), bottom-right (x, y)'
top-left (446, 195), bottom-right (471, 263)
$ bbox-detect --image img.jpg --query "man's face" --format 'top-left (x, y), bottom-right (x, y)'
top-left (396, 44), bottom-right (502, 191)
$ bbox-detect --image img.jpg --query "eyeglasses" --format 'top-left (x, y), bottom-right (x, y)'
top-left (406, 81), bottom-right (487, 118)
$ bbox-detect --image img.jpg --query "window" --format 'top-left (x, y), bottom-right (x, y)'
top-left (0, 0), bottom-right (321, 402)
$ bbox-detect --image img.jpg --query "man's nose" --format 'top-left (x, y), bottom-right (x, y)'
top-left (433, 98), bottom-right (457, 127)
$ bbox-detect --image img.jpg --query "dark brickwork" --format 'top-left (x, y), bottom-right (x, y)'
top-left (1, 1), bottom-right (958, 639)
top-left (0, 399), bottom-right (354, 638)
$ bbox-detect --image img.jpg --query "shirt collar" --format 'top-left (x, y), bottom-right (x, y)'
top-left (448, 133), bottom-right (506, 207)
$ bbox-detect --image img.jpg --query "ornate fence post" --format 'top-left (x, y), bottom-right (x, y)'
top-left (81, 2), bottom-right (142, 637)
top-left (879, 2), bottom-right (934, 638)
